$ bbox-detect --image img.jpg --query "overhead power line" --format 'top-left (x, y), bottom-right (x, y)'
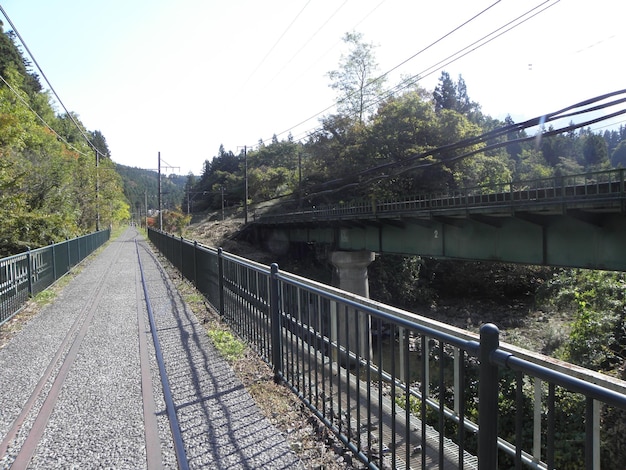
top-left (263, 0), bottom-right (349, 88)
top-left (0, 72), bottom-right (92, 158)
top-left (261, 0), bottom-right (559, 147)
top-left (376, 0), bottom-right (561, 104)
top-left (364, 0), bottom-right (503, 95)
top-left (241, 0), bottom-right (312, 89)
top-left (283, 0), bottom-right (388, 92)
top-left (300, 89), bottom-right (626, 200)
top-left (0, 4), bottom-right (100, 155)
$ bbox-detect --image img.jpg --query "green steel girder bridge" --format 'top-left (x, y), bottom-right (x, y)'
top-left (252, 169), bottom-right (626, 272)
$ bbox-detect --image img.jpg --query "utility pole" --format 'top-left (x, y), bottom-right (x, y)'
top-left (244, 146), bottom-right (248, 224)
top-left (158, 152), bottom-right (162, 231)
top-left (95, 149), bottom-right (100, 231)
top-left (221, 185), bottom-right (225, 221)
top-left (298, 151), bottom-right (302, 210)
top-left (155, 152), bottom-right (180, 231)
top-left (144, 191), bottom-right (148, 229)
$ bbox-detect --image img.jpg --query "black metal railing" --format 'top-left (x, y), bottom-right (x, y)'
top-left (0, 229), bottom-right (110, 325)
top-left (149, 228), bottom-right (626, 469)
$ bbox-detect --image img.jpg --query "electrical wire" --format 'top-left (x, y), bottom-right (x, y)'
top-left (259, 0), bottom-right (559, 147)
top-left (263, 0), bottom-right (349, 88)
top-left (241, 0), bottom-right (312, 89)
top-left (299, 90), bottom-right (626, 199)
top-left (0, 4), bottom-right (101, 155)
top-left (371, 0), bottom-right (560, 107)
top-left (356, 0), bottom-right (503, 98)
top-left (283, 0), bottom-right (387, 92)
top-left (0, 72), bottom-right (92, 158)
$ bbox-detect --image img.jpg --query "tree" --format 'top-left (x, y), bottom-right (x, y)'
top-left (611, 140), bottom-right (626, 168)
top-left (503, 115), bottom-right (524, 162)
top-left (433, 71), bottom-right (481, 120)
top-left (0, 23), bottom-right (41, 97)
top-left (305, 113), bottom-right (371, 201)
top-left (327, 31), bottom-right (385, 124)
top-left (91, 130), bottom-right (111, 158)
top-left (0, 25), bottom-right (129, 253)
top-left (433, 71), bottom-right (457, 112)
top-left (191, 145), bottom-right (244, 211)
top-left (514, 148), bottom-right (554, 180)
top-left (582, 133), bottom-right (609, 169)
top-left (367, 90), bottom-right (444, 196)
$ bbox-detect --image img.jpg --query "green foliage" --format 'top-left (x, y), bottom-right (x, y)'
top-left (161, 210), bottom-right (192, 236)
top-left (537, 269), bottom-right (626, 371)
top-left (192, 145), bottom-right (244, 212)
top-left (582, 133), bottom-right (610, 169)
top-left (369, 255), bottom-right (436, 308)
top-left (433, 72), bottom-right (481, 122)
top-left (183, 58), bottom-right (626, 217)
top-left (116, 164), bottom-right (186, 220)
top-left (611, 140), bottom-right (626, 167)
top-left (246, 137), bottom-right (300, 201)
top-left (248, 166), bottom-right (295, 200)
top-left (207, 329), bottom-right (246, 361)
top-left (327, 31), bottom-right (385, 124)
top-left (0, 24), bottom-right (42, 97)
top-left (514, 148), bottom-right (554, 180)
top-left (0, 26), bottom-right (129, 256)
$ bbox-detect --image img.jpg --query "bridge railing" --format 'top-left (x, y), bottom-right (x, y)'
top-left (0, 229), bottom-right (110, 326)
top-left (149, 228), bottom-right (626, 469)
top-left (256, 168), bottom-right (626, 224)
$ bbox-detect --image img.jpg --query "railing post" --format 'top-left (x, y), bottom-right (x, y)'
top-left (52, 244), bottom-right (57, 281)
top-left (217, 248), bottom-right (225, 317)
top-left (66, 237), bottom-right (71, 271)
top-left (479, 323), bottom-right (500, 469)
top-left (180, 236), bottom-right (184, 272)
top-left (270, 263), bottom-right (283, 383)
top-left (193, 241), bottom-right (198, 287)
top-left (26, 247), bottom-right (33, 297)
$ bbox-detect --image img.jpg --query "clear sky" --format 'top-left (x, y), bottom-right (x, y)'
top-left (1, 0), bottom-right (624, 175)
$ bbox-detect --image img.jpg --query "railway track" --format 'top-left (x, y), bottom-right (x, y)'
top-left (0, 229), bottom-right (301, 469)
top-left (0, 230), bottom-right (183, 469)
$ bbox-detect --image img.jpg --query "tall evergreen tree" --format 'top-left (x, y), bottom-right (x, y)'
top-left (433, 71), bottom-right (480, 120)
top-left (433, 71), bottom-right (458, 112)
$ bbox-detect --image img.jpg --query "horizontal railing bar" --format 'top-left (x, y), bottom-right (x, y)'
top-left (492, 349), bottom-right (626, 410)
top-left (277, 272), bottom-right (480, 355)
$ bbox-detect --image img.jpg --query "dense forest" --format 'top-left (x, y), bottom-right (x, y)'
top-left (116, 164), bottom-right (186, 223)
top-left (0, 22), bottom-right (129, 256)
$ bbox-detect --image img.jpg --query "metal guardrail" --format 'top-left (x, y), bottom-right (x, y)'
top-left (254, 168), bottom-right (626, 224)
top-left (0, 229), bottom-right (110, 326)
top-left (149, 228), bottom-right (626, 469)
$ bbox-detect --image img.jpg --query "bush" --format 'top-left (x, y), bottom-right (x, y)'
top-left (537, 269), bottom-right (626, 371)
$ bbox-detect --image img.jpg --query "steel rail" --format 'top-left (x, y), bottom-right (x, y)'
top-left (135, 239), bottom-right (189, 470)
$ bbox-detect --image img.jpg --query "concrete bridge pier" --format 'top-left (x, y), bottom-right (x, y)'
top-left (330, 250), bottom-right (375, 362)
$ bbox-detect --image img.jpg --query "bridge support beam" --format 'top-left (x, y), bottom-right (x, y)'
top-left (330, 250), bottom-right (375, 362)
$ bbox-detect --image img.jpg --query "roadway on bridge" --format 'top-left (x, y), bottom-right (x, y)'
top-left (0, 228), bottom-right (301, 469)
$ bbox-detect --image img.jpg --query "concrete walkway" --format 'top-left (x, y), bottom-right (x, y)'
top-left (0, 228), bottom-right (302, 469)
